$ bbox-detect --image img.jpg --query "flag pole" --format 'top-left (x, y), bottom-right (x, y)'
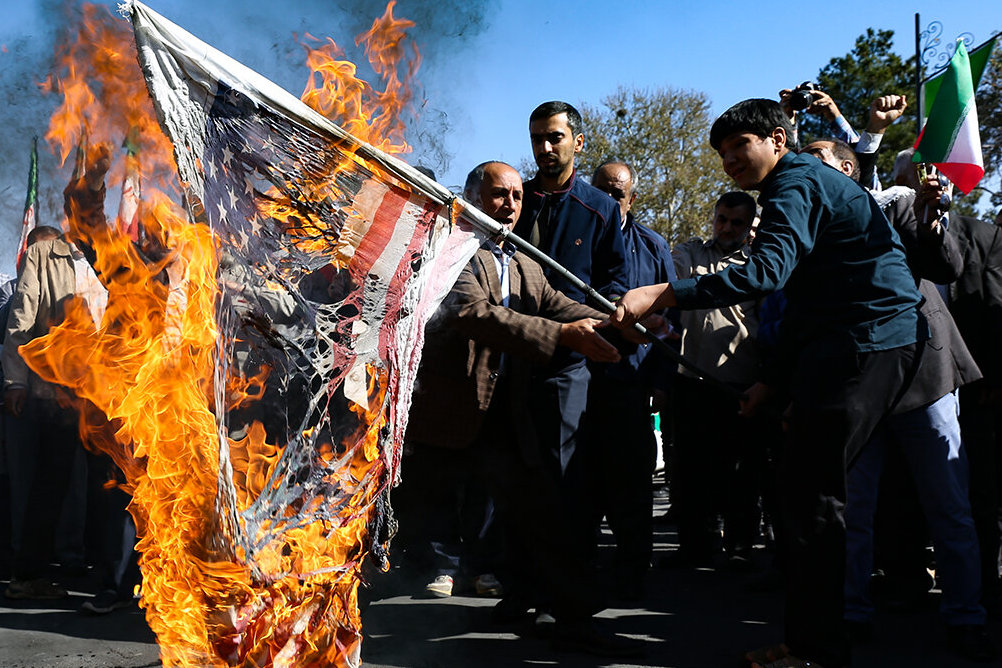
top-left (916, 13), bottom-right (924, 135)
top-left (454, 198), bottom-right (739, 397)
top-left (126, 0), bottom-right (737, 398)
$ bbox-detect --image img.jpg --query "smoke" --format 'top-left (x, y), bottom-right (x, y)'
top-left (0, 1), bottom-right (69, 271)
top-left (0, 0), bottom-right (497, 271)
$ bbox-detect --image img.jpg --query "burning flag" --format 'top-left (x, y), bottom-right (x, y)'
top-left (14, 137), bottom-right (38, 269)
top-left (914, 39), bottom-right (985, 194)
top-left (117, 127), bottom-right (142, 241)
top-left (23, 1), bottom-right (505, 666)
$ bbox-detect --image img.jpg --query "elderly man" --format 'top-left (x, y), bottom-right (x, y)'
top-left (407, 161), bottom-right (640, 657)
top-left (667, 191), bottom-right (768, 569)
top-left (612, 98), bottom-right (934, 668)
top-left (588, 160), bottom-right (675, 599)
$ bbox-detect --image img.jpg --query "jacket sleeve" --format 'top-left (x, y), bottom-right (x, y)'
top-left (2, 246), bottom-right (43, 389)
top-left (447, 258), bottom-right (566, 365)
top-left (893, 197), bottom-right (963, 284)
top-left (673, 180), bottom-right (814, 309)
top-left (984, 225), bottom-right (1002, 385)
top-left (592, 206), bottom-right (630, 300)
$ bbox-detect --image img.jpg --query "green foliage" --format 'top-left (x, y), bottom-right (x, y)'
top-left (799, 28), bottom-right (917, 183)
top-left (976, 40), bottom-right (1002, 211)
top-left (577, 86), bottom-right (729, 246)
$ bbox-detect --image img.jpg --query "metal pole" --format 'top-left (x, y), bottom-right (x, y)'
top-left (916, 13), bottom-right (924, 135)
top-left (452, 200), bottom-right (742, 399)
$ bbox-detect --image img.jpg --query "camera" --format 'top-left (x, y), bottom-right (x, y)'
top-left (788, 82), bottom-right (820, 112)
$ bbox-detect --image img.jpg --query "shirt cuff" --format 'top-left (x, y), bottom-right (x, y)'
top-left (855, 130), bottom-right (883, 154)
top-left (829, 115), bottom-right (861, 144)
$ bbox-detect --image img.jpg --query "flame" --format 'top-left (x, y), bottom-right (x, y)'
top-left (257, 0), bottom-right (422, 266)
top-left (299, 0), bottom-right (418, 154)
top-left (22, 2), bottom-right (421, 666)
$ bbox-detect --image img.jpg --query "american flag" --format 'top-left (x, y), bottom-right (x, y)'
top-left (125, 2), bottom-right (488, 664)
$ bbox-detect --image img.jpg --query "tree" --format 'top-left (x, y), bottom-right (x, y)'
top-left (799, 29), bottom-right (916, 184)
top-left (577, 86), bottom-right (729, 246)
top-left (975, 40), bottom-right (1002, 211)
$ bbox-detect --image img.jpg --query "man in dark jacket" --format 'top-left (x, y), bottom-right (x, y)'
top-left (612, 99), bottom-right (936, 668)
top-left (918, 175), bottom-right (1002, 620)
top-left (512, 102), bottom-right (630, 485)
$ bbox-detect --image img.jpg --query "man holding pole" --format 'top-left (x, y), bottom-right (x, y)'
top-left (611, 98), bottom-right (936, 668)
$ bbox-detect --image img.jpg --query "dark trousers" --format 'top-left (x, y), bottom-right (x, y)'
top-left (393, 444), bottom-right (498, 579)
top-left (88, 456), bottom-right (141, 597)
top-left (12, 397), bottom-right (81, 581)
top-left (783, 340), bottom-right (919, 668)
top-left (959, 381), bottom-right (1001, 605)
top-left (584, 375), bottom-right (656, 583)
top-left (488, 378), bottom-right (602, 622)
top-left (671, 375), bottom-right (767, 557)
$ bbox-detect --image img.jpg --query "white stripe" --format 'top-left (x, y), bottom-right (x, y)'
top-left (944, 100), bottom-right (984, 168)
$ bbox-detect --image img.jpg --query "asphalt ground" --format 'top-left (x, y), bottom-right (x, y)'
top-left (2, 495), bottom-right (1002, 667)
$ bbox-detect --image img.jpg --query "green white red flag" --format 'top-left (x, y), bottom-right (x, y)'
top-left (913, 40), bottom-right (984, 194)
top-left (15, 137), bottom-right (39, 269)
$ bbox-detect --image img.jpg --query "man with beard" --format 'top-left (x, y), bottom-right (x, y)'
top-left (405, 160), bottom-right (641, 657)
top-left (666, 192), bottom-right (768, 568)
top-left (512, 102), bottom-right (630, 485)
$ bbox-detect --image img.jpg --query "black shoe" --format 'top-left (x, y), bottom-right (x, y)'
top-left (947, 624), bottom-right (997, 663)
top-left (533, 611), bottom-right (556, 637)
top-left (551, 620), bottom-right (644, 658)
top-left (80, 590), bottom-right (133, 615)
top-left (492, 596), bottom-right (532, 624)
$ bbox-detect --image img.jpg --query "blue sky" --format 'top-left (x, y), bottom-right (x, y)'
top-left (0, 0), bottom-right (1000, 271)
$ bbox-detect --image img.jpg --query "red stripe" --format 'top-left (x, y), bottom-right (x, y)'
top-left (347, 181), bottom-right (410, 283)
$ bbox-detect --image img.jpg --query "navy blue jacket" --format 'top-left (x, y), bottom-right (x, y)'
top-left (673, 152), bottom-right (923, 373)
top-left (515, 170), bottom-right (630, 304)
top-left (617, 214), bottom-right (676, 389)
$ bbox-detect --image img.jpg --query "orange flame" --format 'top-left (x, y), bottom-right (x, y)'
top-left (299, 0), bottom-right (419, 154)
top-left (23, 2), bottom-right (422, 666)
top-left (256, 0), bottom-right (422, 265)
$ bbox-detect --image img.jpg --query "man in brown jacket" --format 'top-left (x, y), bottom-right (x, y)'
top-left (402, 161), bottom-right (641, 657)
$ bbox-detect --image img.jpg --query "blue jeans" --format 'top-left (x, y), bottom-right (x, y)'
top-left (845, 391), bottom-right (985, 625)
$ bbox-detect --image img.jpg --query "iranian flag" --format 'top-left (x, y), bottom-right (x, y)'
top-left (913, 40), bottom-right (984, 194)
top-left (15, 137), bottom-right (39, 269)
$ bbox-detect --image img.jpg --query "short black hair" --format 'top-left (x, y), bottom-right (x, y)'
top-left (26, 225), bottom-right (62, 245)
top-left (715, 191), bottom-right (756, 213)
top-left (530, 101), bottom-right (583, 137)
top-left (710, 98), bottom-right (797, 151)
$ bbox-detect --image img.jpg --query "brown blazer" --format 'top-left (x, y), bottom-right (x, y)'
top-left (406, 246), bottom-right (604, 459)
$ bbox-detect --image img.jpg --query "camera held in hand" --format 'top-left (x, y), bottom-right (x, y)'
top-left (788, 82), bottom-right (821, 112)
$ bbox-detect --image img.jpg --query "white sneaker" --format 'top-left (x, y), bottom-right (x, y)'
top-left (425, 574), bottom-right (453, 598)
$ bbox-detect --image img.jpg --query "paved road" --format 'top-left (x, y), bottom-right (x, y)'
top-left (2, 497), bottom-right (1001, 667)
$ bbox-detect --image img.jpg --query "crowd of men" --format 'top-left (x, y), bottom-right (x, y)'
top-left (3, 88), bottom-right (1002, 668)
top-left (396, 92), bottom-right (1002, 668)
